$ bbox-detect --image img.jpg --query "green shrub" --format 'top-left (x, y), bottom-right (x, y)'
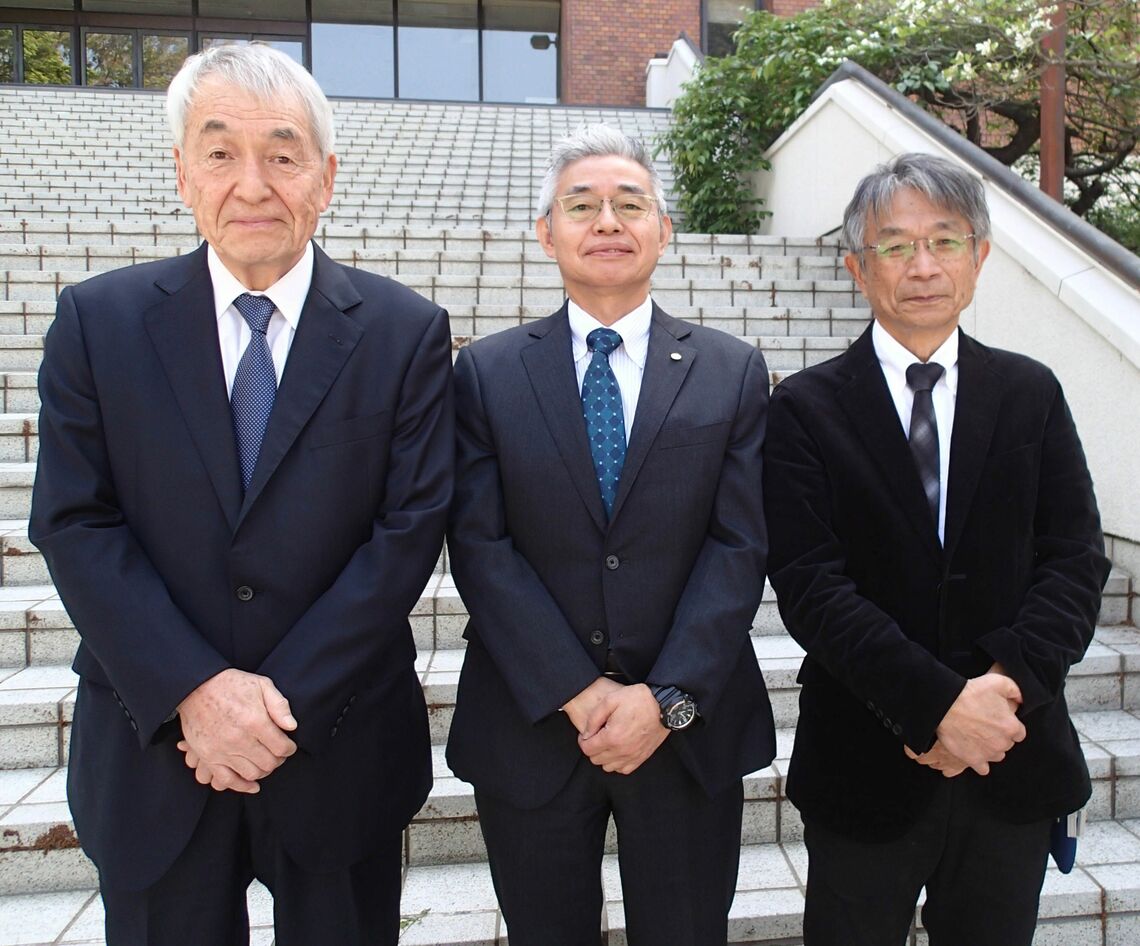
top-left (659, 0), bottom-right (1139, 244)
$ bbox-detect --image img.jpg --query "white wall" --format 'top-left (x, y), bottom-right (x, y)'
top-left (753, 78), bottom-right (1140, 546)
top-left (646, 37), bottom-right (700, 109)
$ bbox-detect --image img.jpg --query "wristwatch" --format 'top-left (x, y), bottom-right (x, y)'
top-left (650, 684), bottom-right (698, 731)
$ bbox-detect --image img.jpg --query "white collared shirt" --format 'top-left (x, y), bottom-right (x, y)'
top-left (872, 320), bottom-right (959, 544)
top-left (208, 243), bottom-right (314, 395)
top-left (569, 296), bottom-right (652, 443)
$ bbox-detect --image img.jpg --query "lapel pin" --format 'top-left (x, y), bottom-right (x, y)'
top-left (670, 352), bottom-right (682, 361)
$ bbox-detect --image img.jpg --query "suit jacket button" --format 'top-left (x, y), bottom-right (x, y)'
top-left (589, 630), bottom-right (605, 645)
top-left (605, 555), bottom-right (620, 570)
top-left (235, 585), bottom-right (254, 602)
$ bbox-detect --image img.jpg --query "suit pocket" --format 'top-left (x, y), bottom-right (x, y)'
top-left (655, 419), bottom-right (731, 450)
top-left (308, 411), bottom-right (390, 450)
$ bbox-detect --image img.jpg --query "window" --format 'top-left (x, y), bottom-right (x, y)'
top-left (200, 35), bottom-right (303, 65)
top-left (482, 0), bottom-right (558, 103)
top-left (0, 29), bottom-right (14, 83)
top-left (142, 33), bottom-right (190, 90)
top-left (1, 0), bottom-right (560, 100)
top-left (705, 0), bottom-right (759, 57)
top-left (398, 25), bottom-right (479, 100)
top-left (482, 29), bottom-right (556, 103)
top-left (85, 30), bottom-right (134, 87)
top-left (312, 24), bottom-right (394, 98)
top-left (6, 0), bottom-right (74, 9)
top-left (83, 0), bottom-right (192, 13)
top-left (199, 0), bottom-right (306, 19)
top-left (22, 28), bottom-right (72, 84)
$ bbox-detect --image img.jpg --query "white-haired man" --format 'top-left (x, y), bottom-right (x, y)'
top-left (31, 44), bottom-right (453, 945)
top-left (446, 125), bottom-right (776, 944)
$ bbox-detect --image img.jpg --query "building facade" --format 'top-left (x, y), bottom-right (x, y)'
top-left (0, 0), bottom-right (820, 106)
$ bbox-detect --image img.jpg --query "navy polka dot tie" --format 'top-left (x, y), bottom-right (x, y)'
top-left (906, 362), bottom-right (944, 527)
top-left (582, 328), bottom-right (626, 519)
top-left (230, 293), bottom-right (277, 491)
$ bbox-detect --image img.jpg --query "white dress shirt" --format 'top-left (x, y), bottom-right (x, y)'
top-left (872, 320), bottom-right (959, 544)
top-left (568, 296), bottom-right (652, 443)
top-left (208, 243), bottom-right (314, 395)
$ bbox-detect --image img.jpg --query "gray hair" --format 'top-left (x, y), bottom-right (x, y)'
top-left (537, 124), bottom-right (668, 219)
top-left (166, 43), bottom-right (336, 159)
top-left (843, 152), bottom-right (990, 258)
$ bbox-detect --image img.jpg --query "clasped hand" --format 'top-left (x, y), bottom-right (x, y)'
top-left (562, 678), bottom-right (668, 775)
top-left (175, 668), bottom-right (298, 794)
top-left (905, 665), bottom-right (1025, 778)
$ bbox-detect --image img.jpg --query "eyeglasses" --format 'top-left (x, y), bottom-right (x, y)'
top-left (863, 234), bottom-right (976, 262)
top-left (554, 193), bottom-right (658, 222)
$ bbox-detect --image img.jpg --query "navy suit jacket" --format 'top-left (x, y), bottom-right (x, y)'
top-left (446, 303), bottom-right (776, 808)
top-left (30, 243), bottom-right (453, 889)
top-left (764, 326), bottom-right (1110, 840)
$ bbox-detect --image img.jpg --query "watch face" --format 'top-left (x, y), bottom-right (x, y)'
top-left (666, 699), bottom-right (697, 730)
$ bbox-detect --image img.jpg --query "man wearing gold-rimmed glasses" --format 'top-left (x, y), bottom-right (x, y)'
top-left (446, 125), bottom-right (776, 944)
top-left (764, 152), bottom-right (1109, 945)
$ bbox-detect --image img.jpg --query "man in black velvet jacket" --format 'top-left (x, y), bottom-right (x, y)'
top-left (764, 152), bottom-right (1109, 946)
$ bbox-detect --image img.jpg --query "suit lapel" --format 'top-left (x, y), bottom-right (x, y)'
top-left (144, 245), bottom-right (243, 530)
top-left (837, 328), bottom-right (942, 562)
top-left (609, 305), bottom-right (694, 523)
top-left (237, 245), bottom-right (364, 525)
top-left (943, 331), bottom-right (1002, 558)
top-left (520, 307), bottom-right (609, 532)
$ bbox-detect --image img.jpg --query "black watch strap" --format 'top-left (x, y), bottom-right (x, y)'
top-left (649, 684), bottom-right (698, 729)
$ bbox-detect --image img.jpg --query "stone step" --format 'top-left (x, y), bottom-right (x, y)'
top-left (3, 706), bottom-right (1140, 890)
top-left (0, 220), bottom-right (844, 259)
top-left (0, 549), bottom-right (1131, 649)
top-left (0, 564), bottom-right (1131, 665)
top-left (0, 243), bottom-right (852, 283)
top-left (0, 418), bottom-right (36, 464)
top-left (4, 821), bottom-right (1140, 946)
top-left (0, 375), bottom-right (36, 415)
top-left (1, 614), bottom-right (1136, 774)
top-left (0, 574), bottom-right (780, 668)
top-left (0, 333), bottom-right (872, 440)
top-left (0, 305), bottom-right (867, 354)
top-left (0, 739), bottom-right (800, 893)
top-left (0, 466), bottom-right (33, 522)
top-left (0, 268), bottom-right (865, 310)
top-left (0, 632), bottom-right (799, 769)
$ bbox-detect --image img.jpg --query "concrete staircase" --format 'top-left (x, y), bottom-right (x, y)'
top-left (0, 87), bottom-right (1137, 946)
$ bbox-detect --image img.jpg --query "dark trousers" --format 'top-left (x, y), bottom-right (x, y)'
top-left (802, 774), bottom-right (1051, 946)
top-left (475, 746), bottom-right (744, 946)
top-left (99, 790), bottom-right (402, 946)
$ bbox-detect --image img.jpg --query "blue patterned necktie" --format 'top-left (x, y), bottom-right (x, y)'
top-left (582, 327), bottom-right (627, 519)
top-left (230, 293), bottom-right (277, 491)
top-left (906, 362), bottom-right (945, 527)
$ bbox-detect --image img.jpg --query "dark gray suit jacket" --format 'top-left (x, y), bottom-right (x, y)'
top-left (446, 303), bottom-right (776, 807)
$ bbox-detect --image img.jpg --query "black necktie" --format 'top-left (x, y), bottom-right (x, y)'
top-left (906, 362), bottom-right (944, 528)
top-left (581, 328), bottom-right (626, 518)
top-left (230, 293), bottom-right (277, 491)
